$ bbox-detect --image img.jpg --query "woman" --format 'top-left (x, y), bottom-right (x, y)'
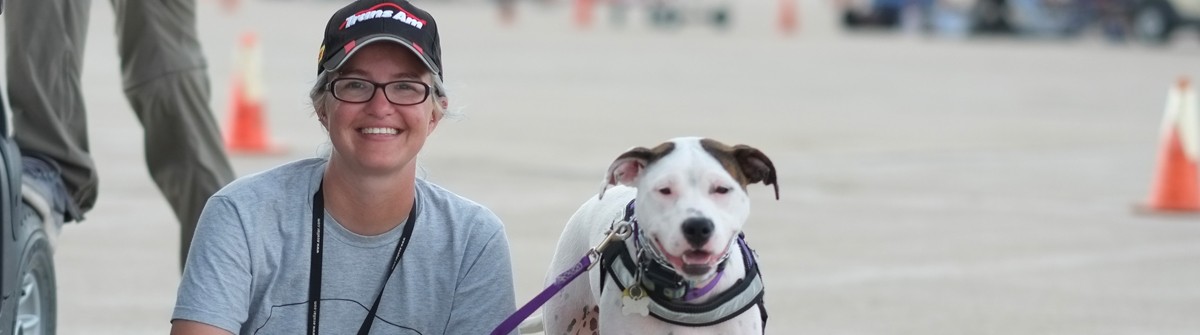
top-left (170, 1), bottom-right (517, 334)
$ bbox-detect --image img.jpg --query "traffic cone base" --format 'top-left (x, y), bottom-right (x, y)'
top-left (1144, 129), bottom-right (1200, 212)
top-left (1140, 77), bottom-right (1200, 214)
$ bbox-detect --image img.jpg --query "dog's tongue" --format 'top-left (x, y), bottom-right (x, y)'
top-left (682, 250), bottom-right (714, 265)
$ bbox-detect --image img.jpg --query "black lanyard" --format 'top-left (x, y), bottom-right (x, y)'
top-left (308, 182), bottom-right (416, 335)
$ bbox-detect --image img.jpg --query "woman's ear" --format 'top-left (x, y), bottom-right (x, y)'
top-left (317, 109), bottom-right (329, 130)
top-left (429, 97), bottom-right (446, 131)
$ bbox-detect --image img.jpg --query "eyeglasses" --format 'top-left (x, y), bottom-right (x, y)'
top-left (327, 78), bottom-right (431, 106)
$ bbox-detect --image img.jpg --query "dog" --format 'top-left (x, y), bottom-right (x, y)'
top-left (539, 137), bottom-right (777, 335)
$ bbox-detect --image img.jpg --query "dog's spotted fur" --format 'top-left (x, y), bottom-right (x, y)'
top-left (558, 305), bottom-right (599, 335)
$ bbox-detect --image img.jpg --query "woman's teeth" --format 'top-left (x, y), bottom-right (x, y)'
top-left (361, 127), bottom-right (398, 135)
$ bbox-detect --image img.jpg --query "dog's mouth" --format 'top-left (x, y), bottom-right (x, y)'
top-left (655, 238), bottom-right (725, 277)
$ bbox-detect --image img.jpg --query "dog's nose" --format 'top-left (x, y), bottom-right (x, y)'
top-left (681, 217), bottom-right (714, 247)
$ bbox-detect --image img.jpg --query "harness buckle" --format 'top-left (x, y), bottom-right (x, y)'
top-left (587, 221), bottom-right (632, 270)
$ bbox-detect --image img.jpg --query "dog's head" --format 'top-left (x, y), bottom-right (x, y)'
top-left (599, 137), bottom-right (778, 280)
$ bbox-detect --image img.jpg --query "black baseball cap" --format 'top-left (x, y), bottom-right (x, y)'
top-left (317, 0), bottom-right (442, 79)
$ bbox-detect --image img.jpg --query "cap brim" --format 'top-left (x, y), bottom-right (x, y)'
top-left (321, 34), bottom-right (440, 78)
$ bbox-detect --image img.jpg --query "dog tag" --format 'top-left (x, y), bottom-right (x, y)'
top-left (621, 285), bottom-right (650, 316)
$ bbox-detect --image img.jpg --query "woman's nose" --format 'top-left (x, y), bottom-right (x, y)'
top-left (364, 87), bottom-right (394, 116)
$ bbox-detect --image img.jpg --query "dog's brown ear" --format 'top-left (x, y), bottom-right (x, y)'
top-left (732, 145), bottom-right (780, 200)
top-left (599, 143), bottom-right (675, 199)
top-left (600, 148), bottom-right (652, 199)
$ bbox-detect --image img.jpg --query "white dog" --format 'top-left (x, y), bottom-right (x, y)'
top-left (539, 137), bottom-right (777, 335)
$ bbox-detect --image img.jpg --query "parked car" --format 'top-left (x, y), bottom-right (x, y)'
top-left (1130, 0), bottom-right (1200, 43)
top-left (837, 0), bottom-right (909, 29)
top-left (644, 0), bottom-right (732, 29)
top-left (835, 0), bottom-right (1018, 33)
top-left (836, 0), bottom-right (1117, 37)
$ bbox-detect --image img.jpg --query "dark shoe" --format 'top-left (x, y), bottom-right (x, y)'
top-left (20, 155), bottom-right (81, 225)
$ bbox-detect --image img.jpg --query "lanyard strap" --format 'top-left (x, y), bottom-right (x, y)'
top-left (309, 182), bottom-right (417, 335)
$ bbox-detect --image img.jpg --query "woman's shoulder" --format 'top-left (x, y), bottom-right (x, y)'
top-left (214, 158), bottom-right (325, 201)
top-left (415, 179), bottom-right (502, 228)
top-left (415, 179), bottom-right (489, 211)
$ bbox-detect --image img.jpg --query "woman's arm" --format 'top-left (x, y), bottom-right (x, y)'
top-left (445, 217), bottom-right (518, 335)
top-left (172, 195), bottom-right (254, 334)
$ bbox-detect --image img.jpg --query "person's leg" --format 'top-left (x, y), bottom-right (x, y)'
top-left (110, 0), bottom-right (236, 270)
top-left (6, 0), bottom-right (94, 221)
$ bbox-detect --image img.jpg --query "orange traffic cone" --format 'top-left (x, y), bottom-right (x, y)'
top-left (1144, 77), bottom-right (1200, 212)
top-left (225, 31), bottom-right (283, 155)
top-left (779, 0), bottom-right (799, 36)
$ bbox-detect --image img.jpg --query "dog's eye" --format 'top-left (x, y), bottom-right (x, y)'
top-left (713, 186), bottom-right (731, 194)
top-left (658, 188), bottom-right (672, 196)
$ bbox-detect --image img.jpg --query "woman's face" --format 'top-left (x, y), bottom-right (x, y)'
top-left (319, 42), bottom-right (442, 176)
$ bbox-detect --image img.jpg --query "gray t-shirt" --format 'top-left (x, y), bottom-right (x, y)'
top-left (173, 158), bottom-right (517, 335)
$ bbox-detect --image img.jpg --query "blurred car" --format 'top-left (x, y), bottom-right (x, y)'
top-left (1130, 0), bottom-right (1200, 43)
top-left (643, 0), bottom-right (733, 29)
top-left (837, 0), bottom-right (1099, 36)
top-left (837, 0), bottom-right (909, 29)
top-left (835, 0), bottom-right (1018, 33)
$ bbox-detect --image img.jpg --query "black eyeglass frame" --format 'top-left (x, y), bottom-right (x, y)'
top-left (326, 78), bottom-right (432, 106)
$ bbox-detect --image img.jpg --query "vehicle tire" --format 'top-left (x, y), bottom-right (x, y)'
top-left (969, 0), bottom-right (1013, 34)
top-left (843, 10), bottom-right (864, 28)
top-left (1131, 0), bottom-right (1176, 44)
top-left (12, 230), bottom-right (55, 335)
top-left (650, 5), bottom-right (680, 28)
top-left (711, 7), bottom-right (730, 28)
top-left (662, 9), bottom-right (680, 26)
top-left (650, 6), bottom-right (667, 26)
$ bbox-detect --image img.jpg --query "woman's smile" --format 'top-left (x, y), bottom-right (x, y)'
top-left (359, 127), bottom-right (399, 135)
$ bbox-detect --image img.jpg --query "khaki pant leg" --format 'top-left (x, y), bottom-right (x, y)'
top-left (111, 0), bottom-right (235, 270)
top-left (124, 69), bottom-right (235, 272)
top-left (7, 0), bottom-right (98, 215)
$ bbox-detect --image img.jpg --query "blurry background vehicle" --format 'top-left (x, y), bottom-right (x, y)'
top-left (835, 0), bottom-right (1022, 33)
top-left (1130, 0), bottom-right (1200, 43)
top-left (644, 0), bottom-right (733, 29)
top-left (1009, 0), bottom-right (1056, 33)
top-left (837, 0), bottom-right (910, 29)
top-left (834, 0), bottom-right (1177, 39)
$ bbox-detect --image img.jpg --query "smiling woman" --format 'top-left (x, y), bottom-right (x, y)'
top-left (318, 42), bottom-right (444, 182)
top-left (168, 1), bottom-right (518, 335)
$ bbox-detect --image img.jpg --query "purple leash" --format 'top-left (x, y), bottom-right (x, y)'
top-left (490, 255), bottom-right (591, 335)
top-left (490, 222), bottom-right (632, 335)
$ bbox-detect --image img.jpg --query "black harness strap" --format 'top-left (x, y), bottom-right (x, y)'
top-left (599, 199), bottom-right (637, 297)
